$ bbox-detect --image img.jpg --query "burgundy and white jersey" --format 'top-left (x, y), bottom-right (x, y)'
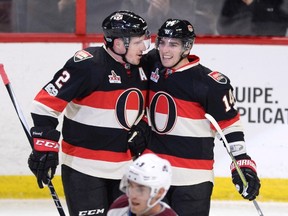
top-left (31, 46), bottom-right (149, 179)
top-left (144, 49), bottom-right (246, 186)
top-left (107, 194), bottom-right (178, 216)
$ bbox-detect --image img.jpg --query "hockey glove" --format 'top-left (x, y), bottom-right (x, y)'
top-left (231, 154), bottom-right (261, 201)
top-left (28, 126), bottom-right (60, 188)
top-left (127, 119), bottom-right (150, 158)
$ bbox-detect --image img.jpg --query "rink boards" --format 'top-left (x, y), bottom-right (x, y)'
top-left (0, 176), bottom-right (287, 202)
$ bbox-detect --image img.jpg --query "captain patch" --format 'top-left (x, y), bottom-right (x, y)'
top-left (74, 50), bottom-right (93, 62)
top-left (208, 71), bottom-right (227, 84)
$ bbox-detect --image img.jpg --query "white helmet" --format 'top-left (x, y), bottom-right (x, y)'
top-left (120, 153), bottom-right (172, 198)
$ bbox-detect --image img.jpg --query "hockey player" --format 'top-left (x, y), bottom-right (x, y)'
top-left (107, 153), bottom-right (177, 216)
top-left (130, 19), bottom-right (261, 215)
top-left (27, 10), bottom-right (151, 216)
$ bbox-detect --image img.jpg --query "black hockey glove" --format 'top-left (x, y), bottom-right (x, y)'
top-left (28, 126), bottom-right (60, 188)
top-left (231, 154), bottom-right (261, 201)
top-left (127, 119), bottom-right (150, 158)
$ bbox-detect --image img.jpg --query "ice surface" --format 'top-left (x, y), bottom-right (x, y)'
top-left (0, 199), bottom-right (287, 216)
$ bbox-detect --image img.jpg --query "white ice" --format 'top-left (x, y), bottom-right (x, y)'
top-left (0, 199), bottom-right (287, 216)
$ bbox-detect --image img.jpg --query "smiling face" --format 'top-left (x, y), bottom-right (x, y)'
top-left (157, 37), bottom-right (190, 69)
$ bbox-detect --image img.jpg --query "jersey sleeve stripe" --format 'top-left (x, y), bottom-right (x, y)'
top-left (34, 89), bottom-right (68, 112)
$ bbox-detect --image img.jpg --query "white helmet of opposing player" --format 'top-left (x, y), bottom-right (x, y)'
top-left (120, 153), bottom-right (172, 208)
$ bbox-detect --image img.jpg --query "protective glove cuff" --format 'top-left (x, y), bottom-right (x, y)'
top-left (230, 159), bottom-right (257, 173)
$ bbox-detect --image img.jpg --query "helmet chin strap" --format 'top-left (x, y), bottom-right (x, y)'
top-left (135, 188), bottom-right (166, 215)
top-left (122, 52), bottom-right (130, 65)
top-left (136, 193), bottom-right (164, 216)
top-left (108, 45), bottom-right (129, 64)
top-left (169, 50), bottom-right (188, 69)
top-left (109, 37), bottom-right (133, 65)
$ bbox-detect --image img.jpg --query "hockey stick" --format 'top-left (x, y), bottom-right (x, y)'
top-left (0, 64), bottom-right (66, 216)
top-left (128, 109), bottom-right (146, 160)
top-left (128, 109), bottom-right (145, 142)
top-left (205, 113), bottom-right (264, 216)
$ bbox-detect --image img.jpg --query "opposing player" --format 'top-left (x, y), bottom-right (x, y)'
top-left (107, 153), bottom-right (177, 216)
top-left (132, 19), bottom-right (261, 215)
top-left (27, 10), bottom-right (151, 215)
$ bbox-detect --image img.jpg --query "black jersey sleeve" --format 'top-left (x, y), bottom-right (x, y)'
top-left (204, 70), bottom-right (239, 121)
top-left (203, 70), bottom-right (246, 155)
top-left (31, 47), bottom-right (105, 127)
top-left (45, 47), bottom-right (104, 102)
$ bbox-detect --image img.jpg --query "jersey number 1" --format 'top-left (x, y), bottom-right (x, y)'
top-left (223, 89), bottom-right (236, 112)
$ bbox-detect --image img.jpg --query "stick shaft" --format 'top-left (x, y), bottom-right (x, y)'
top-left (205, 113), bottom-right (264, 216)
top-left (0, 64), bottom-right (66, 216)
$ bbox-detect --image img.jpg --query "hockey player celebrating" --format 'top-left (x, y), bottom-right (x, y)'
top-left (27, 10), bottom-right (151, 216)
top-left (107, 153), bottom-right (177, 216)
top-left (129, 19), bottom-right (261, 215)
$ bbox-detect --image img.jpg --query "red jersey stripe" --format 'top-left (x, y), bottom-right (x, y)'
top-left (149, 91), bottom-right (205, 119)
top-left (216, 113), bottom-right (240, 130)
top-left (143, 150), bottom-right (214, 170)
top-left (35, 89), bottom-right (68, 112)
top-left (62, 140), bottom-right (132, 162)
top-left (73, 89), bottom-right (147, 110)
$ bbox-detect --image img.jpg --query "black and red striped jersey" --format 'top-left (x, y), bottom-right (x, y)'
top-left (144, 49), bottom-right (246, 186)
top-left (31, 46), bottom-right (149, 179)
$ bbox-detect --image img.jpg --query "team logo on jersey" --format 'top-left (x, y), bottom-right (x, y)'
top-left (109, 70), bottom-right (121, 84)
top-left (74, 50), bottom-right (93, 62)
top-left (138, 67), bottom-right (148, 81)
top-left (208, 71), bottom-right (227, 84)
top-left (150, 68), bottom-right (160, 83)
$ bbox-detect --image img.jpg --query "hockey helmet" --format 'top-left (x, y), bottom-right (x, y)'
top-left (120, 153), bottom-right (172, 197)
top-left (156, 18), bottom-right (196, 50)
top-left (102, 10), bottom-right (150, 48)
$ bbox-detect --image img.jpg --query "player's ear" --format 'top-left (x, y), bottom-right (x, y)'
top-left (113, 38), bottom-right (122, 48)
top-left (183, 49), bottom-right (190, 56)
top-left (113, 38), bottom-right (125, 54)
top-left (156, 187), bottom-right (166, 199)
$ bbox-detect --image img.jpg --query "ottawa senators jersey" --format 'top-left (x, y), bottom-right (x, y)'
top-left (143, 49), bottom-right (246, 186)
top-left (31, 46), bottom-right (149, 179)
top-left (107, 195), bottom-right (178, 216)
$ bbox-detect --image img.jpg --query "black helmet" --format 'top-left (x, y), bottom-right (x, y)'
top-left (158, 18), bottom-right (196, 39)
top-left (156, 19), bottom-right (196, 50)
top-left (102, 10), bottom-right (148, 48)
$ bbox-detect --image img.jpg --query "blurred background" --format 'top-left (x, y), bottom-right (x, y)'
top-left (0, 0), bottom-right (287, 36)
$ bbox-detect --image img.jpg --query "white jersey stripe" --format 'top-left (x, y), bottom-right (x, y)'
top-left (32, 100), bottom-right (62, 118)
top-left (62, 152), bottom-right (133, 179)
top-left (171, 166), bottom-right (214, 185)
top-left (153, 112), bottom-right (213, 137)
top-left (65, 101), bottom-right (139, 128)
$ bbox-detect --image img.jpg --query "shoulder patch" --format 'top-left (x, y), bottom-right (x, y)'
top-left (74, 50), bottom-right (93, 62)
top-left (208, 71), bottom-right (227, 84)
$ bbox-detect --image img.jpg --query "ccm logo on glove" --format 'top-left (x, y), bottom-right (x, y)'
top-left (33, 138), bottom-right (60, 152)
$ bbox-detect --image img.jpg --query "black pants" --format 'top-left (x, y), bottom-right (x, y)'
top-left (163, 182), bottom-right (213, 216)
top-left (61, 165), bottom-right (123, 216)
